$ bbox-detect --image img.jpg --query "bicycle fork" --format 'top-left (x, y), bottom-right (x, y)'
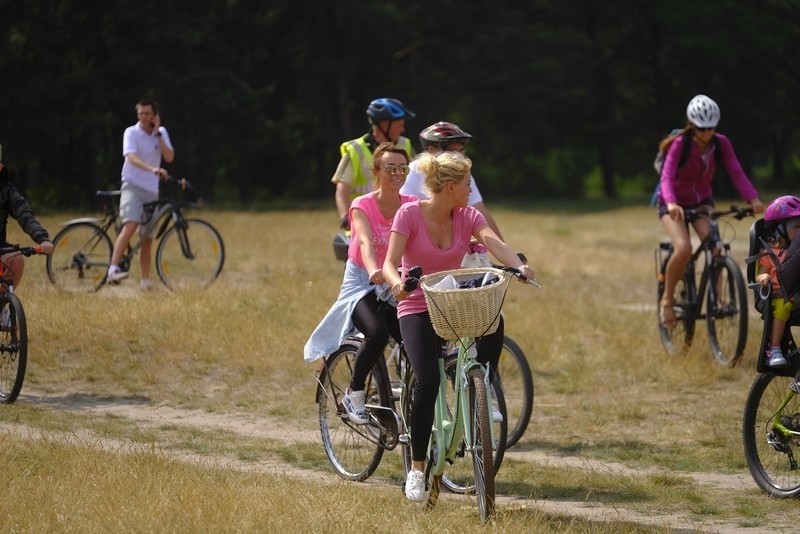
top-left (767, 390), bottom-right (800, 470)
top-left (428, 345), bottom-right (498, 477)
top-left (173, 216), bottom-right (196, 260)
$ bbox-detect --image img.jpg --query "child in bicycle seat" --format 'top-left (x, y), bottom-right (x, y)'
top-left (756, 196), bottom-right (800, 367)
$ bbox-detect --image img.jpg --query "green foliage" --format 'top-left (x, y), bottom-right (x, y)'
top-left (2, 1), bottom-right (800, 208)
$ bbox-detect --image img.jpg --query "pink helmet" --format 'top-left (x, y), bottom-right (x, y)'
top-left (765, 195), bottom-right (800, 223)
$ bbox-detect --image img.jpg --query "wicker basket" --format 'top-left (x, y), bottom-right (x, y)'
top-left (420, 267), bottom-right (511, 339)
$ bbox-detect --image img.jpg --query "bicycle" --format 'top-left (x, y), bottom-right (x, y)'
top-left (0, 244), bottom-right (45, 404)
top-left (332, 235), bottom-right (534, 449)
top-left (655, 205), bottom-right (753, 365)
top-left (403, 266), bottom-right (538, 522)
top-left (46, 177), bottom-right (225, 291)
top-left (742, 217), bottom-right (800, 497)
top-left (315, 268), bottom-right (509, 484)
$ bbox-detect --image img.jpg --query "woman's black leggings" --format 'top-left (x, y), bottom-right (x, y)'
top-left (349, 292), bottom-right (402, 391)
top-left (400, 311), bottom-right (504, 462)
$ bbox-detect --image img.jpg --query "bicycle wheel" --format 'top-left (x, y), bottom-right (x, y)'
top-left (657, 251), bottom-right (696, 354)
top-left (705, 256), bottom-right (748, 366)
top-left (469, 367), bottom-right (496, 522)
top-left (497, 335), bottom-right (533, 448)
top-left (156, 218), bottom-right (225, 290)
top-left (440, 355), bottom-right (506, 495)
top-left (742, 372), bottom-right (800, 498)
top-left (317, 342), bottom-right (387, 481)
top-left (47, 222), bottom-right (112, 292)
top-left (0, 294), bottom-right (27, 404)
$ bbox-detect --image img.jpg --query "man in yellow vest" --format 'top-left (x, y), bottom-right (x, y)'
top-left (331, 98), bottom-right (415, 230)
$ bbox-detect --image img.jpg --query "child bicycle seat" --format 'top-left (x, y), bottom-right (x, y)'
top-left (746, 219), bottom-right (800, 375)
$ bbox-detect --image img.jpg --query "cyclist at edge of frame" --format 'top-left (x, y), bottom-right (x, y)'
top-left (656, 94), bottom-right (763, 328)
top-left (331, 97), bottom-right (416, 233)
top-left (0, 158), bottom-right (54, 291)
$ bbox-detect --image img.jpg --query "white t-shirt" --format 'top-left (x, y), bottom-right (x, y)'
top-left (121, 123), bottom-right (174, 193)
top-left (400, 159), bottom-right (484, 205)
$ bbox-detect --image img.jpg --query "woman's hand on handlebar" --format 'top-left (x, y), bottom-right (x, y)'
top-left (39, 240), bottom-right (54, 255)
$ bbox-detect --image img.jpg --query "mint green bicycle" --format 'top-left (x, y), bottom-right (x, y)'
top-left (402, 266), bottom-right (538, 522)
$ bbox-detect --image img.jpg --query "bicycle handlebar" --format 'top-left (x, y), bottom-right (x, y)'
top-left (498, 265), bottom-right (542, 288)
top-left (685, 205), bottom-right (754, 222)
top-left (403, 265), bottom-right (541, 290)
top-left (0, 244), bottom-right (44, 257)
top-left (96, 176), bottom-right (193, 198)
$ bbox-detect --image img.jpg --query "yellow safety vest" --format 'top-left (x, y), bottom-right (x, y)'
top-left (340, 136), bottom-right (414, 200)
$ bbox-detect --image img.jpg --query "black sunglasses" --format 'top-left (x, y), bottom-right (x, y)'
top-left (695, 126), bottom-right (715, 132)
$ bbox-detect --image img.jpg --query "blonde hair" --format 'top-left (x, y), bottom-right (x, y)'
top-left (415, 150), bottom-right (472, 194)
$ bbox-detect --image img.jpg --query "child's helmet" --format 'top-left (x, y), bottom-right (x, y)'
top-left (765, 195), bottom-right (800, 224)
top-left (765, 195), bottom-right (800, 244)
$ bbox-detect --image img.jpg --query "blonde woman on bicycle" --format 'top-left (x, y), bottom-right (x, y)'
top-left (657, 94), bottom-right (763, 327)
top-left (382, 150), bottom-right (535, 502)
top-left (305, 143), bottom-right (416, 423)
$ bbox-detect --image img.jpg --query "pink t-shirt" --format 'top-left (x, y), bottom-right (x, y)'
top-left (348, 192), bottom-right (417, 269)
top-left (391, 200), bottom-right (488, 317)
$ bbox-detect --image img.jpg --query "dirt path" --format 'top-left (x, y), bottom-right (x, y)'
top-left (9, 390), bottom-right (790, 533)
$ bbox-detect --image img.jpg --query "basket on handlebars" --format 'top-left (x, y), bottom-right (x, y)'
top-left (420, 267), bottom-right (512, 339)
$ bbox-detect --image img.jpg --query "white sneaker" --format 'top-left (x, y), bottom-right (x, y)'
top-left (767, 347), bottom-right (788, 368)
top-left (343, 388), bottom-right (369, 424)
top-left (106, 266), bottom-right (129, 282)
top-left (405, 469), bottom-right (428, 502)
top-left (140, 278), bottom-right (154, 290)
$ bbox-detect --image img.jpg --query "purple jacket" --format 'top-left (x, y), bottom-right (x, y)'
top-left (658, 132), bottom-right (758, 206)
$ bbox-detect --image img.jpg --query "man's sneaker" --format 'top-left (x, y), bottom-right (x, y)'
top-left (767, 347), bottom-right (788, 368)
top-left (106, 266), bottom-right (129, 282)
top-left (140, 278), bottom-right (154, 290)
top-left (343, 388), bottom-right (369, 424)
top-left (405, 469), bottom-right (428, 502)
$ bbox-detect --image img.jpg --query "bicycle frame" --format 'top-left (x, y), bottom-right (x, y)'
top-left (691, 212), bottom-right (730, 320)
top-left (315, 335), bottom-right (409, 451)
top-left (428, 339), bottom-right (497, 478)
top-left (658, 209), bottom-right (738, 321)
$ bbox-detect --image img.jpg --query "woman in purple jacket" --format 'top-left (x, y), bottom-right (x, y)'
top-left (657, 94), bottom-right (764, 327)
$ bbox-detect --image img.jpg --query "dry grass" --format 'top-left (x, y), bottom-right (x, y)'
top-left (0, 202), bottom-right (792, 531)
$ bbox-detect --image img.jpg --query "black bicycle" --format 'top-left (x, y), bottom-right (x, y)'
top-left (0, 244), bottom-right (45, 404)
top-left (316, 268), bottom-right (508, 489)
top-left (655, 205), bottom-right (753, 365)
top-left (46, 177), bottom-right (225, 291)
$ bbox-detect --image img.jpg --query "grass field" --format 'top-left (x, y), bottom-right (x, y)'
top-left (0, 201), bottom-right (796, 532)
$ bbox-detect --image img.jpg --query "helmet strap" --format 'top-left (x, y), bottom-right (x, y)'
top-left (373, 120), bottom-right (396, 143)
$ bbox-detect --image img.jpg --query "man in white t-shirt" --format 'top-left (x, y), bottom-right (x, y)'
top-left (400, 121), bottom-right (503, 238)
top-left (107, 99), bottom-right (175, 288)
